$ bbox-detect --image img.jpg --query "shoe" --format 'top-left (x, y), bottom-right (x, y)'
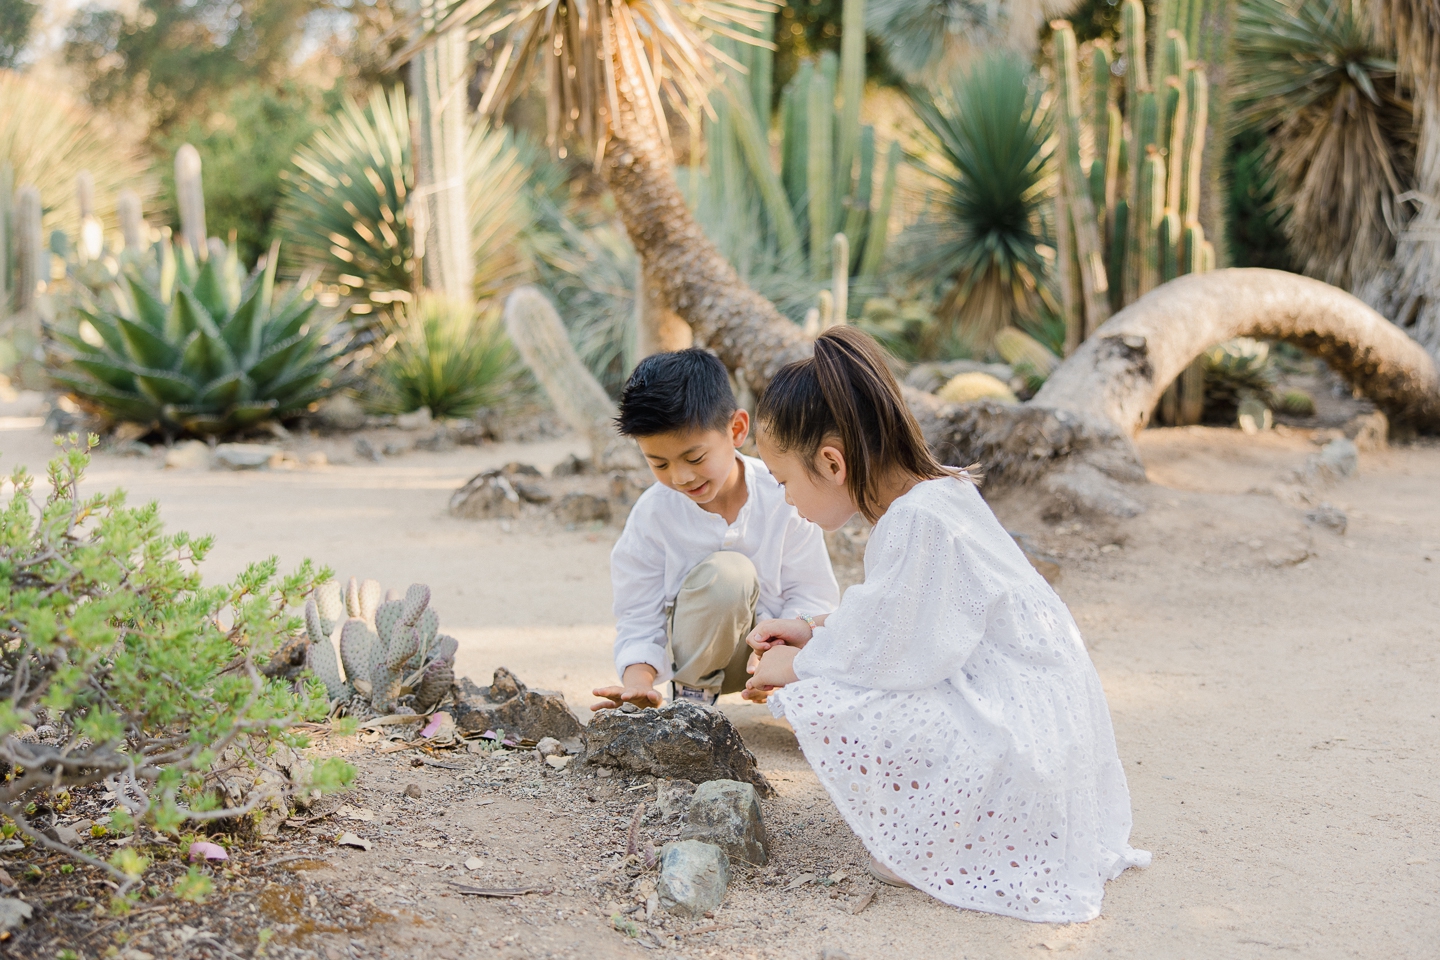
top-left (670, 682), bottom-right (719, 706)
top-left (868, 857), bottom-right (911, 888)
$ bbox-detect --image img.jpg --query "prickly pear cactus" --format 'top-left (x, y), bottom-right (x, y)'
top-left (300, 576), bottom-right (457, 718)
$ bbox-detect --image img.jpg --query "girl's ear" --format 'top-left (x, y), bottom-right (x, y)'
top-left (817, 444), bottom-right (847, 486)
top-left (730, 409), bottom-right (751, 448)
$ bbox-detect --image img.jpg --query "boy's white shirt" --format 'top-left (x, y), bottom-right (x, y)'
top-left (610, 454), bottom-right (839, 682)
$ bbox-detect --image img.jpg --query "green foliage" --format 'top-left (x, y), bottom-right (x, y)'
top-left (364, 297), bottom-right (521, 419)
top-left (63, 0), bottom-right (321, 132)
top-left (1224, 126), bottom-right (1297, 271)
top-left (902, 54), bottom-right (1055, 355)
top-left (0, 72), bottom-right (154, 242)
top-left (155, 81), bottom-right (328, 267)
top-left (50, 242), bottom-right (345, 435)
top-left (173, 866), bottom-right (214, 902)
top-left (1230, 0), bottom-right (1412, 288)
top-left (0, 0), bottom-right (38, 69)
top-left (1202, 337), bottom-right (1278, 422)
top-left (0, 439), bottom-right (350, 881)
top-left (865, 0), bottom-right (991, 78)
top-left (275, 86), bottom-right (532, 320)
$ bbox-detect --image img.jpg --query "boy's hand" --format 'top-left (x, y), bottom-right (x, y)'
top-left (592, 663), bottom-right (663, 712)
top-left (746, 617), bottom-right (815, 655)
top-left (742, 645), bottom-right (800, 703)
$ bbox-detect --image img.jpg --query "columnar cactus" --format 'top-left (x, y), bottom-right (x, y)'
top-left (175, 144), bottom-right (207, 261)
top-left (1052, 0), bottom-right (1223, 423)
top-left (76, 170), bottom-right (103, 263)
top-left (13, 184), bottom-right (42, 314)
top-left (304, 577), bottom-right (457, 716)
top-left (117, 190), bottom-right (145, 252)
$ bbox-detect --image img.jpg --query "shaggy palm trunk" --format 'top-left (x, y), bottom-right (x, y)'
top-left (1388, 97), bottom-right (1440, 355)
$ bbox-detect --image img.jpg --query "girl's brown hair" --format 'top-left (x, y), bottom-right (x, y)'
top-left (757, 326), bottom-right (968, 522)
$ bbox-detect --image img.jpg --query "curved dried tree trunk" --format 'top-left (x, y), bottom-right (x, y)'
top-left (1037, 268), bottom-right (1440, 434)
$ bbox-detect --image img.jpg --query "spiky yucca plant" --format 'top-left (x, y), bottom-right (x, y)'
top-left (52, 243), bottom-right (343, 435)
top-left (1232, 0), bottom-right (1414, 289)
top-left (365, 297), bottom-right (521, 419)
top-left (902, 54), bottom-right (1055, 355)
top-left (274, 86), bottom-right (531, 319)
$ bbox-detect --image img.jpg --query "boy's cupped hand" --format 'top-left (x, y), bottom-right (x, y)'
top-left (592, 663), bottom-right (663, 712)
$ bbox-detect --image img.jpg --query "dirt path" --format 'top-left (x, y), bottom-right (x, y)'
top-left (3, 414), bottom-right (1437, 959)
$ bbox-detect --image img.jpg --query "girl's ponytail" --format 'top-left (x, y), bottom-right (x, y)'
top-left (759, 326), bottom-right (964, 522)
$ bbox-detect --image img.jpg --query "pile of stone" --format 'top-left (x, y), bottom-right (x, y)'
top-left (448, 459), bottom-right (650, 526)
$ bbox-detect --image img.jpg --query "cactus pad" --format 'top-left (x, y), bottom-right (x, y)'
top-left (431, 634), bottom-right (459, 665)
top-left (386, 625), bottom-right (421, 671)
top-left (401, 583), bottom-right (431, 627)
top-left (314, 581), bottom-right (344, 632)
top-left (306, 631), bottom-right (349, 700)
top-left (415, 657), bottom-right (455, 713)
top-left (358, 579), bottom-right (382, 623)
top-left (374, 599), bottom-right (405, 646)
top-left (339, 618), bottom-right (378, 685)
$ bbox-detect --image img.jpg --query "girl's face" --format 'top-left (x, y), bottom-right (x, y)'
top-left (756, 426), bottom-right (857, 532)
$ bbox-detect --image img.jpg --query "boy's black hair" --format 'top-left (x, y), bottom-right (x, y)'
top-left (616, 348), bottom-right (737, 437)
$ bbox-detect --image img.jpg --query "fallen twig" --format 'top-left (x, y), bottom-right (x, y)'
top-left (850, 885), bottom-right (876, 915)
top-left (258, 855), bottom-right (326, 869)
top-left (674, 923), bottom-right (728, 937)
top-left (448, 882), bottom-right (554, 898)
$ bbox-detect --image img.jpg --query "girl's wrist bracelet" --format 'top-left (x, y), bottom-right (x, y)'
top-left (798, 614), bottom-right (818, 629)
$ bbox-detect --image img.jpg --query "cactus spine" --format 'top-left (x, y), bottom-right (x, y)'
top-left (1053, 0), bottom-right (1222, 422)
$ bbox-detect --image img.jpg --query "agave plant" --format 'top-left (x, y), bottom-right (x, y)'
top-left (1232, 0), bottom-right (1414, 290)
top-left (901, 53), bottom-right (1055, 355)
top-left (274, 86), bottom-right (531, 320)
top-left (364, 296), bottom-right (521, 419)
top-left (51, 243), bottom-right (344, 435)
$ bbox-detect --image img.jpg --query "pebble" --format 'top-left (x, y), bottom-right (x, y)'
top-left (164, 440), bottom-right (210, 470)
top-left (213, 443), bottom-right (280, 470)
top-left (404, 783), bottom-right (422, 799)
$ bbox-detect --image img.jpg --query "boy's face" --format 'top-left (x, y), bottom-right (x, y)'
top-left (635, 410), bottom-right (749, 505)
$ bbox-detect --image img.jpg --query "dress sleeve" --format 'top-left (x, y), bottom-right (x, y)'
top-left (790, 501), bottom-right (994, 691)
top-left (776, 509), bottom-right (841, 621)
top-left (610, 507), bottom-right (672, 682)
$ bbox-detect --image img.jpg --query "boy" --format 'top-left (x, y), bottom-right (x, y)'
top-left (591, 349), bottom-right (839, 709)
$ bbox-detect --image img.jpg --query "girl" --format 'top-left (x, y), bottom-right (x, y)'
top-left (743, 326), bottom-right (1149, 923)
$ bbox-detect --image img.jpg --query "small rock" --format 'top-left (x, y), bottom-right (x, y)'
top-left (383, 441), bottom-right (408, 456)
top-left (213, 443), bottom-right (280, 470)
top-left (553, 492), bottom-right (611, 524)
top-left (820, 949), bottom-right (853, 960)
top-left (0, 897), bottom-right (32, 934)
top-left (656, 840), bottom-right (730, 918)
top-left (113, 421), bottom-right (149, 443)
top-left (680, 779), bottom-right (770, 866)
top-left (450, 473), bottom-right (522, 519)
top-left (314, 394), bottom-right (367, 431)
top-left (514, 480), bottom-right (552, 504)
top-left (1302, 438), bottom-right (1359, 484)
top-left (551, 453), bottom-right (593, 477)
top-left (536, 737), bottom-right (564, 757)
top-left (465, 856), bottom-right (483, 870)
top-left (582, 701), bottom-right (773, 796)
top-left (396, 407), bottom-right (433, 430)
top-left (54, 822), bottom-right (81, 844)
top-left (1343, 410), bottom-right (1388, 452)
top-left (545, 755), bottom-right (573, 770)
top-left (164, 440), bottom-right (211, 470)
top-left (1041, 465), bottom-right (1144, 520)
top-left (404, 783), bottom-right (422, 799)
top-left (451, 667), bottom-right (583, 741)
top-left (414, 429), bottom-right (457, 453)
top-left (305, 451), bottom-right (329, 467)
top-left (1305, 503), bottom-right (1347, 534)
top-left (354, 437), bottom-right (383, 462)
top-left (657, 779), bottom-right (697, 819)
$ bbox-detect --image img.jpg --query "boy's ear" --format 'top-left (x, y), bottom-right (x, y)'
top-left (730, 409), bottom-right (750, 448)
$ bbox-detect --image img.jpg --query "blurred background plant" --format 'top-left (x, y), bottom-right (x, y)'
top-left (899, 53), bottom-right (1055, 358)
top-left (363, 296), bottom-right (519, 418)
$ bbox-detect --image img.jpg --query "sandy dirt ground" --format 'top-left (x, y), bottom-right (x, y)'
top-left (2, 412), bottom-right (1438, 960)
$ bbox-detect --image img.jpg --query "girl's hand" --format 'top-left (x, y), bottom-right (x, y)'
top-left (743, 645), bottom-right (800, 703)
top-left (746, 617), bottom-right (817, 655)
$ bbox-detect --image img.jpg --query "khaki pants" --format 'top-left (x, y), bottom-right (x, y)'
top-left (668, 551), bottom-right (759, 695)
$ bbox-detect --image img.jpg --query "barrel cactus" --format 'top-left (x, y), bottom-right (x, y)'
top-left (304, 577), bottom-right (457, 716)
top-left (51, 241), bottom-right (344, 436)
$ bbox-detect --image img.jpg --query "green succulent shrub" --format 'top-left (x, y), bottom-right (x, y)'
top-left (51, 242), bottom-right (344, 436)
top-left (1202, 337), bottom-right (1279, 424)
top-left (0, 438), bottom-right (354, 885)
top-left (365, 296), bottom-right (521, 419)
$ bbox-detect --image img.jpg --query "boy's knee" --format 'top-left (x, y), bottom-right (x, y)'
top-left (682, 551), bottom-right (759, 603)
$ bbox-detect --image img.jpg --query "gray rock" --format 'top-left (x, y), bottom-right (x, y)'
top-left (313, 394), bottom-right (367, 431)
top-left (450, 473), bottom-right (522, 519)
top-left (1009, 532), bottom-right (1061, 584)
top-left (1041, 464), bottom-right (1144, 520)
top-left (354, 437), bottom-right (383, 462)
top-left (1303, 438), bottom-right (1359, 484)
top-left (535, 736), bottom-right (564, 757)
top-left (164, 439), bottom-right (211, 470)
top-left (551, 453), bottom-right (593, 477)
top-left (213, 443), bottom-right (279, 470)
top-left (553, 492), bottom-right (611, 524)
top-left (0, 897), bottom-right (32, 933)
top-left (680, 779), bottom-right (770, 866)
top-left (514, 480), bottom-right (552, 504)
top-left (395, 407), bottom-right (433, 430)
top-left (1305, 503), bottom-right (1348, 534)
top-left (582, 701), bottom-right (774, 796)
top-left (1343, 410), bottom-right (1388, 452)
top-left (657, 779), bottom-right (697, 819)
top-left (656, 840), bottom-right (730, 918)
top-left (450, 667), bottom-right (582, 741)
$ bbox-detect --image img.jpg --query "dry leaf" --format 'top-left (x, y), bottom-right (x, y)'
top-left (337, 832), bottom-right (372, 851)
top-left (545, 755), bottom-right (572, 770)
top-left (335, 804), bottom-right (375, 822)
top-left (785, 873), bottom-right (816, 890)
